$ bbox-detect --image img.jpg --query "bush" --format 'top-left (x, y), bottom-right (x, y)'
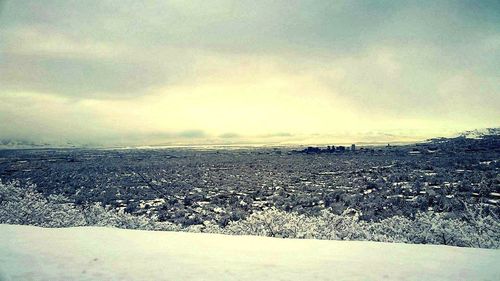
top-left (314, 208), bottom-right (369, 240)
top-left (366, 216), bottom-right (413, 243)
top-left (0, 181), bottom-right (86, 227)
top-left (222, 207), bottom-right (498, 248)
top-left (0, 181), bottom-right (180, 231)
top-left (224, 208), bottom-right (317, 238)
top-left (0, 181), bottom-right (498, 248)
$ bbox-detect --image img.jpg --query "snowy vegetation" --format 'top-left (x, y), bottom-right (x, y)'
top-left (1, 181), bottom-right (498, 248)
top-left (0, 181), bottom-right (180, 231)
top-left (1, 134), bottom-right (498, 229)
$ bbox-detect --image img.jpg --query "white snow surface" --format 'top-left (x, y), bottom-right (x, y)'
top-left (0, 224), bottom-right (498, 281)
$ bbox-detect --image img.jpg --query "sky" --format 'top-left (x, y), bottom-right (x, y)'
top-left (0, 0), bottom-right (499, 146)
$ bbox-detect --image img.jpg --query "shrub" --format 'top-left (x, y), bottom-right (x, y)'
top-left (224, 208), bottom-right (317, 238)
top-left (0, 181), bottom-right (86, 227)
top-left (366, 216), bottom-right (413, 243)
top-left (314, 208), bottom-right (369, 240)
top-left (0, 181), bottom-right (181, 231)
top-left (0, 181), bottom-right (498, 248)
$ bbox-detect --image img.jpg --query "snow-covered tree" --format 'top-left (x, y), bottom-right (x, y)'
top-left (224, 208), bottom-right (317, 239)
top-left (0, 181), bottom-right (181, 231)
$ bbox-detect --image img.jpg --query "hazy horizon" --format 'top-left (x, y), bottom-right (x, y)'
top-left (1, 1), bottom-right (499, 146)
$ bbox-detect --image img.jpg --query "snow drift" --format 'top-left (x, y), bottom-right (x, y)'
top-left (0, 224), bottom-right (498, 281)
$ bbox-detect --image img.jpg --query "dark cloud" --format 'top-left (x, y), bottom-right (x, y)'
top-left (177, 130), bottom-right (206, 138)
top-left (219, 133), bottom-right (240, 139)
top-left (1, 0), bottom-right (498, 98)
top-left (263, 133), bottom-right (293, 137)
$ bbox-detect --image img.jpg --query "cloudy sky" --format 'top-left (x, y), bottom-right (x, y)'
top-left (0, 0), bottom-right (499, 146)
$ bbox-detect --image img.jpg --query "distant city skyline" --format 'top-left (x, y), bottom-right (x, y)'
top-left (1, 1), bottom-right (499, 146)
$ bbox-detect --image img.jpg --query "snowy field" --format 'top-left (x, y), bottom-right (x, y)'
top-left (0, 225), bottom-right (498, 281)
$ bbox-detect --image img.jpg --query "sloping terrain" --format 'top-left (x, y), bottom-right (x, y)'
top-left (0, 224), bottom-right (498, 281)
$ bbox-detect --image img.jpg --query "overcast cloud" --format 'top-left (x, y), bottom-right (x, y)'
top-left (0, 0), bottom-right (499, 145)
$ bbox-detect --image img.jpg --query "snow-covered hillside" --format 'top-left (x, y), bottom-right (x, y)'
top-left (0, 225), bottom-right (498, 281)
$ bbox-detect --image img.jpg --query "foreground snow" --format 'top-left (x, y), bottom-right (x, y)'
top-left (0, 225), bottom-right (498, 281)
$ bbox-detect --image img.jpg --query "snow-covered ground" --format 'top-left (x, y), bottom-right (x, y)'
top-left (0, 224), bottom-right (498, 281)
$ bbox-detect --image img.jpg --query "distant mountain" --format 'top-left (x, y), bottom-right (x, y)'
top-left (0, 139), bottom-right (78, 149)
top-left (458, 128), bottom-right (500, 138)
top-left (2, 128), bottom-right (499, 149)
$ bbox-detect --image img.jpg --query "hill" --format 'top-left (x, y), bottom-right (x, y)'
top-left (0, 224), bottom-right (498, 281)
